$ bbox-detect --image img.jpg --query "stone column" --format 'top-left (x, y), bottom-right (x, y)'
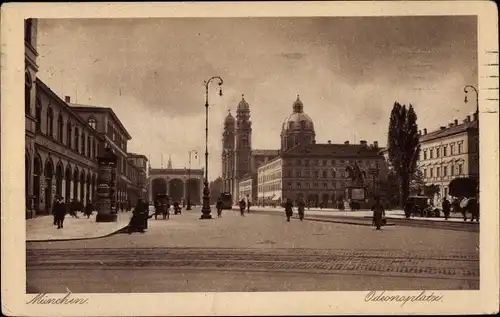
top-left (83, 180), bottom-right (87, 205)
top-left (70, 180), bottom-right (74, 200)
top-left (61, 179), bottom-right (66, 199)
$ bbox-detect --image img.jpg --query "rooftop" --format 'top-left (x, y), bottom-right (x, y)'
top-left (69, 102), bottom-right (133, 140)
top-left (252, 149), bottom-right (280, 157)
top-left (419, 119), bottom-right (478, 143)
top-left (282, 143), bottom-right (383, 158)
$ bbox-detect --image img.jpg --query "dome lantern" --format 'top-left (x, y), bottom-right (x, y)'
top-left (293, 94), bottom-right (304, 113)
top-left (237, 94), bottom-right (250, 112)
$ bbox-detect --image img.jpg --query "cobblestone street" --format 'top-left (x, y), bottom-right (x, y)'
top-left (27, 207), bottom-right (479, 292)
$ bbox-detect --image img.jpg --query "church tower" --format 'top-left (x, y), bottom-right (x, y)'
top-left (234, 95), bottom-right (252, 200)
top-left (221, 110), bottom-right (235, 194)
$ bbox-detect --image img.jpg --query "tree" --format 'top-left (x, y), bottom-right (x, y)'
top-left (376, 170), bottom-right (400, 208)
top-left (410, 169), bottom-right (425, 195)
top-left (387, 102), bottom-right (421, 207)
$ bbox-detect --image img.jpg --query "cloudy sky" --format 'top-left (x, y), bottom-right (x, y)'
top-left (36, 16), bottom-right (477, 180)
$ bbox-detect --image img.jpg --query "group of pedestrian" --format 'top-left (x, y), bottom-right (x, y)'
top-left (51, 196), bottom-right (96, 229)
top-left (238, 195), bottom-right (251, 216)
top-left (283, 197), bottom-right (306, 222)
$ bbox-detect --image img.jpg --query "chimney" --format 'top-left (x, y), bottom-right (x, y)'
top-left (440, 126), bottom-right (446, 130)
top-left (454, 119), bottom-right (459, 126)
top-left (423, 128), bottom-right (427, 135)
top-left (64, 96), bottom-right (71, 103)
top-left (360, 140), bottom-right (367, 146)
top-left (373, 141), bottom-right (379, 148)
top-left (467, 115), bottom-right (471, 122)
top-left (473, 112), bottom-right (478, 121)
top-left (327, 140), bottom-right (331, 144)
top-left (448, 123), bottom-right (454, 128)
top-left (344, 141), bottom-right (349, 145)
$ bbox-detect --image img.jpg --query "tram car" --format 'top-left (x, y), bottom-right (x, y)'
top-left (219, 192), bottom-right (233, 210)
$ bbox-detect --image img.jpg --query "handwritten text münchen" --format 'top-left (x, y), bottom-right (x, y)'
top-left (27, 292), bottom-right (89, 305)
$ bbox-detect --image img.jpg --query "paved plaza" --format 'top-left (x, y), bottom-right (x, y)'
top-left (26, 206), bottom-right (479, 293)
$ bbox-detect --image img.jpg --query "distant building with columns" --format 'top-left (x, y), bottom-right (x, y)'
top-left (147, 156), bottom-right (204, 204)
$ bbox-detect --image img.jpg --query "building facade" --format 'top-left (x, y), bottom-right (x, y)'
top-left (24, 16), bottom-right (149, 218)
top-left (127, 153), bottom-right (149, 202)
top-left (257, 142), bottom-right (387, 207)
top-left (417, 113), bottom-right (479, 202)
top-left (26, 79), bottom-right (103, 217)
top-left (237, 172), bottom-right (258, 203)
top-left (69, 104), bottom-right (144, 209)
top-left (148, 166), bottom-right (204, 204)
top-left (25, 18), bottom-right (39, 217)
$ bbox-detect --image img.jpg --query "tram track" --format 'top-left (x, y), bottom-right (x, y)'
top-left (27, 247), bottom-right (479, 280)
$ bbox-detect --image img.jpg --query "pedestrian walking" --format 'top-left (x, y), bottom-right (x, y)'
top-left (128, 198), bottom-right (149, 234)
top-left (245, 195), bottom-right (251, 213)
top-left (84, 200), bottom-right (94, 219)
top-left (216, 198), bottom-right (223, 218)
top-left (297, 197), bottom-right (306, 221)
top-left (371, 196), bottom-right (385, 230)
top-left (285, 198), bottom-right (294, 222)
top-left (468, 198), bottom-right (479, 222)
top-left (442, 198), bottom-right (451, 220)
top-left (239, 198), bottom-right (246, 216)
top-left (52, 195), bottom-right (67, 229)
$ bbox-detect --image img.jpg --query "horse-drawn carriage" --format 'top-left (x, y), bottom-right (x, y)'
top-left (406, 196), bottom-right (440, 218)
top-left (154, 193), bottom-right (171, 220)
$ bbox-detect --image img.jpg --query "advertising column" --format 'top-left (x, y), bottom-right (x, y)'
top-left (96, 148), bottom-right (118, 222)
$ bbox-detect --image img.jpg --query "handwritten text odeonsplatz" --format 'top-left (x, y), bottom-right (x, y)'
top-left (365, 291), bottom-right (444, 307)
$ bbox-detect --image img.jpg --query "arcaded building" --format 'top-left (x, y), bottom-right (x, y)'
top-left (24, 19), bottom-right (147, 217)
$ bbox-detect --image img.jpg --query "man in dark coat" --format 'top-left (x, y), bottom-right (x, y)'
top-left (442, 198), bottom-right (451, 220)
top-left (297, 197), bottom-right (306, 221)
top-left (284, 198), bottom-right (294, 222)
top-left (52, 195), bottom-right (67, 229)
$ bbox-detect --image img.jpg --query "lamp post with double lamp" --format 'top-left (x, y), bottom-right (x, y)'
top-left (186, 150), bottom-right (198, 210)
top-left (464, 85), bottom-right (479, 114)
top-left (200, 76), bottom-right (224, 219)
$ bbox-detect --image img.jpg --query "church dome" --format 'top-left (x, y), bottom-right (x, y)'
top-left (237, 95), bottom-right (250, 112)
top-left (224, 110), bottom-right (235, 125)
top-left (281, 95), bottom-right (315, 132)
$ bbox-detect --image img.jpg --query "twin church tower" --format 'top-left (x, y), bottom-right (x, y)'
top-left (221, 94), bottom-right (316, 201)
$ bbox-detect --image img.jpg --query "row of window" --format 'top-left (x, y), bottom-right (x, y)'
top-left (288, 158), bottom-right (380, 168)
top-left (258, 182), bottom-right (282, 192)
top-left (421, 142), bottom-right (463, 160)
top-left (285, 169), bottom-right (348, 179)
top-left (107, 122), bottom-right (127, 152)
top-left (259, 171), bottom-right (282, 183)
top-left (285, 181), bottom-right (347, 190)
top-left (33, 99), bottom-right (99, 160)
top-left (423, 164), bottom-right (464, 179)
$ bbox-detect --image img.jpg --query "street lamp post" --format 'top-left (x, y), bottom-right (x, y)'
top-left (464, 85), bottom-right (479, 114)
top-left (187, 150), bottom-right (198, 210)
top-left (200, 76), bottom-right (224, 219)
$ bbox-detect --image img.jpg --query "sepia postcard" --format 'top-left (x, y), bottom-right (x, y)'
top-left (1, 1), bottom-right (499, 316)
